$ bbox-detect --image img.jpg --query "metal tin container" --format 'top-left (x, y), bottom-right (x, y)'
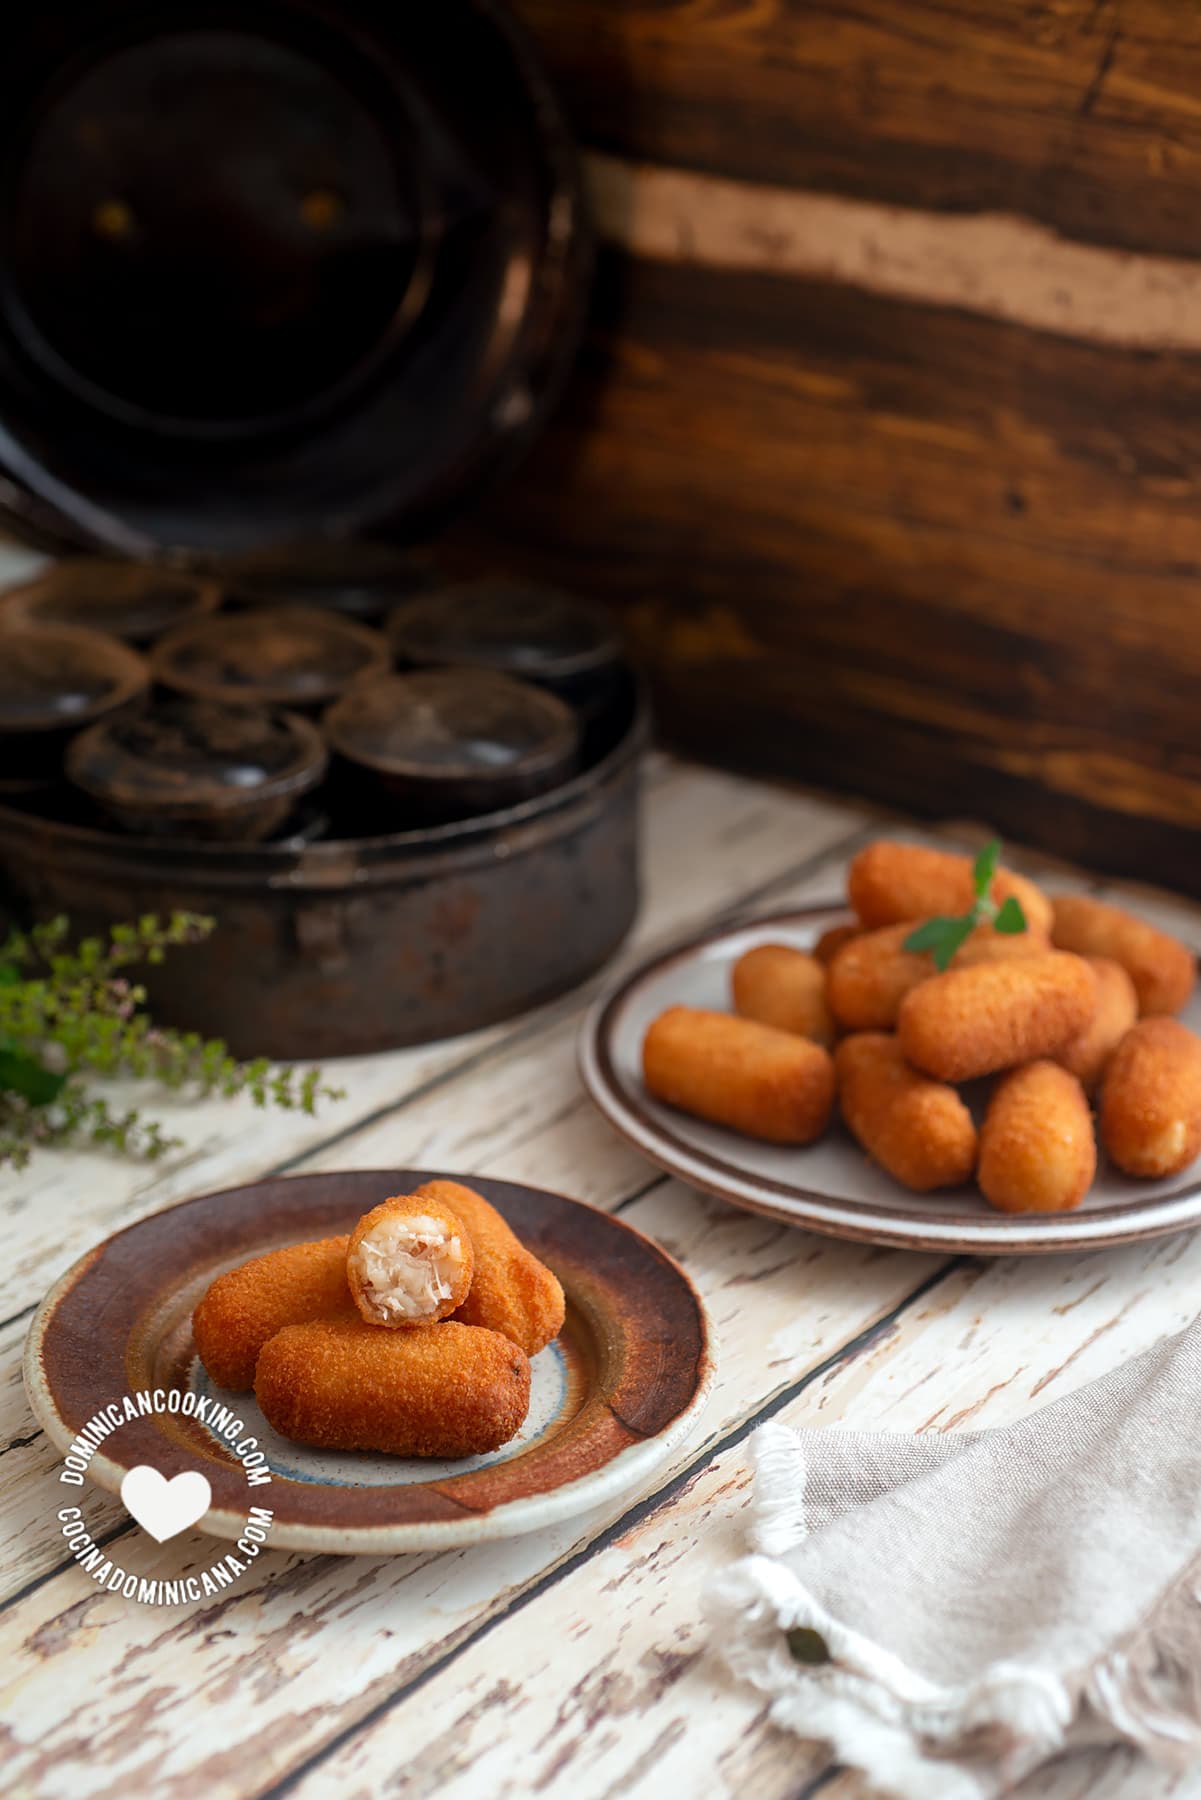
top-left (0, 672), bottom-right (647, 1059)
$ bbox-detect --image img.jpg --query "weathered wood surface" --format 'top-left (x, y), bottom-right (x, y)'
top-left (0, 672), bottom-right (1197, 1794)
top-left (447, 0), bottom-right (1201, 894)
top-left (511, 0), bottom-right (1201, 259)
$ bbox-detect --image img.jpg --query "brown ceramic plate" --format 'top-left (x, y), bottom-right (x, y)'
top-left (578, 903), bottom-right (1201, 1255)
top-left (23, 1170), bottom-right (711, 1554)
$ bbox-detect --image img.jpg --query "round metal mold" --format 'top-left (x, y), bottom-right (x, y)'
top-left (222, 542), bottom-right (445, 627)
top-left (0, 621), bottom-right (149, 789)
top-left (324, 667), bottom-right (580, 824)
top-left (151, 605), bottom-right (390, 711)
top-left (386, 578), bottom-right (623, 715)
top-left (66, 695), bottom-right (328, 842)
top-left (1, 558), bottom-right (221, 644)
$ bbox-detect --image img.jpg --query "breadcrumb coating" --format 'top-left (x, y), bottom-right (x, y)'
top-left (1100, 1018), bottom-right (1201, 1179)
top-left (255, 1317), bottom-right (531, 1457)
top-left (848, 841), bottom-right (1052, 936)
top-left (979, 1062), bottom-right (1096, 1214)
top-left (1053, 956), bottom-right (1138, 1092)
top-left (813, 921), bottom-right (860, 965)
top-left (897, 952), bottom-right (1096, 1084)
top-left (835, 1033), bottom-right (977, 1192)
top-left (415, 1180), bottom-right (565, 1358)
top-left (193, 1236), bottom-right (353, 1392)
top-left (643, 1005), bottom-right (835, 1146)
top-left (732, 943), bottom-right (833, 1044)
top-left (828, 920), bottom-right (1047, 1033)
top-left (1051, 894), bottom-right (1196, 1018)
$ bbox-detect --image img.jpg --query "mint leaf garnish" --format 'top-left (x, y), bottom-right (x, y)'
top-left (903, 840), bottom-right (1029, 971)
top-left (993, 895), bottom-right (1028, 934)
top-left (973, 839), bottom-right (1000, 902)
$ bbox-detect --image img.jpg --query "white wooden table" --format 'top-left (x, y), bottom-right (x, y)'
top-left (0, 556), bottom-right (1199, 1798)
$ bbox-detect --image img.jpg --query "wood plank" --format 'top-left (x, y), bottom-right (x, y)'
top-left (0, 766), bottom-right (863, 1326)
top-left (293, 1215), bottom-right (1201, 1799)
top-left (0, 1181), bottom-right (944, 1794)
top-left (511, 0), bottom-right (1201, 259)
top-left (0, 820), bottom-right (1113, 1603)
top-left (452, 251), bottom-right (1201, 891)
top-left (0, 831), bottom-right (878, 1603)
top-left (587, 152), bottom-right (1201, 351)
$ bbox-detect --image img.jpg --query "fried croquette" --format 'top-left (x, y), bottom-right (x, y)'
top-left (642, 1005), bottom-right (834, 1145)
top-left (897, 952), bottom-right (1096, 1083)
top-left (835, 1033), bottom-right (977, 1191)
top-left (416, 1180), bottom-right (565, 1357)
top-left (952, 926), bottom-right (1051, 967)
top-left (254, 1318), bottom-right (531, 1457)
top-left (347, 1191), bottom-right (473, 1328)
top-left (828, 920), bottom-right (1046, 1034)
top-left (813, 921), bottom-right (860, 965)
top-left (1050, 894), bottom-right (1196, 1017)
top-left (848, 841), bottom-right (1052, 937)
top-left (1053, 956), bottom-right (1138, 1092)
top-left (978, 1062), bottom-right (1096, 1213)
top-left (732, 943), bottom-right (833, 1044)
top-left (193, 1236), bottom-right (353, 1391)
top-left (1100, 1018), bottom-right (1201, 1178)
top-left (827, 924), bottom-right (932, 1031)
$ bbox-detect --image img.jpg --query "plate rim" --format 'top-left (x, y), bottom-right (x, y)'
top-left (577, 901), bottom-right (1201, 1256)
top-left (23, 1169), bottom-right (713, 1554)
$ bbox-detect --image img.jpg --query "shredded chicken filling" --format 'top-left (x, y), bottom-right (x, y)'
top-left (353, 1214), bottom-right (466, 1322)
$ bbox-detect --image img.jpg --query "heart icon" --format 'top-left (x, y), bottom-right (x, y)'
top-left (120, 1466), bottom-right (212, 1542)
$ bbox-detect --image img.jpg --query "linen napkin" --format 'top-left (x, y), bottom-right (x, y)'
top-left (705, 1316), bottom-right (1201, 1799)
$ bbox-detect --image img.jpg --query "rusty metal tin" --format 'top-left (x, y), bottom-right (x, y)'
top-left (0, 672), bottom-right (648, 1060)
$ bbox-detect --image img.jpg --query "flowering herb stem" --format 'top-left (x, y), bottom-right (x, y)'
top-left (0, 913), bottom-right (343, 1167)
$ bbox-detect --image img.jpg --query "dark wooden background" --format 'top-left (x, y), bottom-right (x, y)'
top-left (453, 0), bottom-right (1201, 895)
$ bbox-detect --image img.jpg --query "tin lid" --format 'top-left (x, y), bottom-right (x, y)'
top-left (0, 0), bottom-right (588, 560)
top-left (325, 667), bottom-right (578, 799)
top-left (151, 606), bottom-right (391, 710)
top-left (67, 696), bottom-right (327, 827)
top-left (387, 580), bottom-right (621, 687)
top-left (0, 623), bottom-right (149, 733)
top-left (3, 558), bottom-right (221, 643)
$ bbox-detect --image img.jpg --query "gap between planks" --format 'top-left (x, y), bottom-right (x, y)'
top-left (5, 791), bottom-right (1201, 1795)
top-left (0, 812), bottom-right (877, 1601)
top-left (258, 1263), bottom-right (959, 1800)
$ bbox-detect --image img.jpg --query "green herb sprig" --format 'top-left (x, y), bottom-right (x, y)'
top-left (0, 912), bottom-right (343, 1168)
top-left (902, 840), bottom-right (1028, 972)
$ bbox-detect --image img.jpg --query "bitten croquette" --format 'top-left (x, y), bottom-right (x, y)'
top-left (347, 1190), bottom-right (473, 1328)
top-left (254, 1318), bottom-right (531, 1457)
